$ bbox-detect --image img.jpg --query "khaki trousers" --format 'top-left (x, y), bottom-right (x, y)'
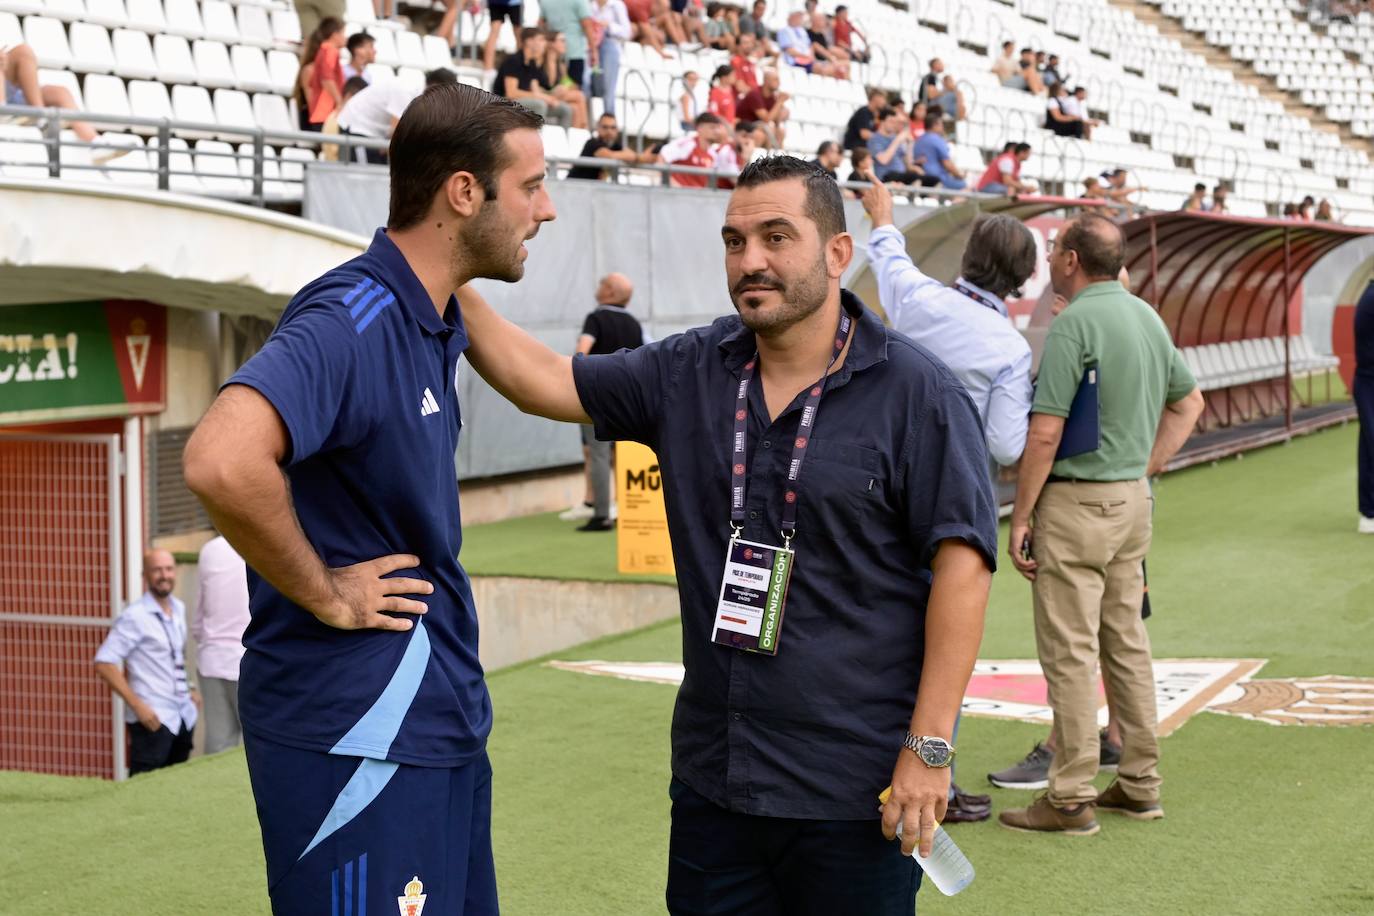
top-left (1031, 477), bottom-right (1161, 806)
top-left (292, 0), bottom-right (345, 44)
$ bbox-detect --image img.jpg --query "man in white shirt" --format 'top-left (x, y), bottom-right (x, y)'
top-left (342, 32), bottom-right (376, 82)
top-left (338, 68), bottom-right (456, 164)
top-left (95, 549), bottom-right (200, 775)
top-left (657, 112), bottom-right (740, 188)
top-left (193, 535), bottom-right (251, 755)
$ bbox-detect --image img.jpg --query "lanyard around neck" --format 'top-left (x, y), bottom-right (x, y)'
top-left (953, 280), bottom-right (1002, 313)
top-left (729, 310), bottom-right (854, 546)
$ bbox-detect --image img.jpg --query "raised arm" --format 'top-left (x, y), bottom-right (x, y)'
top-left (860, 175), bottom-right (944, 327)
top-left (456, 285), bottom-right (591, 422)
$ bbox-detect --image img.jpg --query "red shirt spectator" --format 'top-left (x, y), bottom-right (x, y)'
top-left (977, 150), bottom-right (1020, 190)
top-left (732, 53), bottom-right (760, 93)
top-left (833, 16), bottom-right (852, 48)
top-left (738, 86), bottom-right (776, 124)
top-left (309, 41), bottom-right (345, 124)
top-left (708, 66), bottom-right (739, 124)
top-left (625, 0), bottom-right (651, 23)
top-left (660, 119), bottom-right (740, 189)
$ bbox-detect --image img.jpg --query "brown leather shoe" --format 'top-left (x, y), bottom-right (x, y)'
top-left (943, 785), bottom-right (991, 823)
top-left (1094, 780), bottom-right (1164, 820)
top-left (998, 794), bottom-right (1100, 836)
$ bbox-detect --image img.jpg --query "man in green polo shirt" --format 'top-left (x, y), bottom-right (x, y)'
top-left (1001, 213), bottom-right (1204, 836)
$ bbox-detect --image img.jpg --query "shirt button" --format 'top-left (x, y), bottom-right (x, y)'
top-left (748, 510), bottom-right (759, 520)
top-left (762, 439), bottom-right (772, 449)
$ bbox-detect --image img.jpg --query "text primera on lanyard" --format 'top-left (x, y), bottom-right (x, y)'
top-left (711, 311), bottom-right (854, 656)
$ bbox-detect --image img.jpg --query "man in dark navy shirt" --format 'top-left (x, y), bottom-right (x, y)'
top-left (1356, 279), bottom-right (1374, 533)
top-left (458, 157), bottom-right (997, 915)
top-left (183, 84), bottom-right (556, 916)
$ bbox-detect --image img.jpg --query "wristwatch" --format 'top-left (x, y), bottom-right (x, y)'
top-left (903, 733), bottom-right (955, 768)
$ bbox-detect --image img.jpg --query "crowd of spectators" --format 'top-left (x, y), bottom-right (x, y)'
top-left (1281, 195), bottom-right (1341, 221)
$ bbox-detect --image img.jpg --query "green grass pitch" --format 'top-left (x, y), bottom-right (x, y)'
top-left (2, 423), bottom-right (1372, 915)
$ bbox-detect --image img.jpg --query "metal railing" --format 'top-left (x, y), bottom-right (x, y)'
top-left (0, 103), bottom-right (388, 207)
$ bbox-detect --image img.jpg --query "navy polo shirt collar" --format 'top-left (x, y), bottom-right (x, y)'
top-left (368, 228), bottom-right (464, 340)
top-left (718, 290), bottom-right (886, 379)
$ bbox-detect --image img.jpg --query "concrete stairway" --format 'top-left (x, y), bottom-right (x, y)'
top-left (1107, 0), bottom-right (1374, 158)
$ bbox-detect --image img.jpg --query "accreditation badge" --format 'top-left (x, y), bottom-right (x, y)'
top-left (711, 538), bottom-right (795, 655)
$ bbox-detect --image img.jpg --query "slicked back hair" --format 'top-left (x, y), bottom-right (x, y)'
top-left (735, 156), bottom-right (847, 241)
top-left (388, 83), bottom-right (543, 230)
top-left (960, 215), bottom-right (1038, 299)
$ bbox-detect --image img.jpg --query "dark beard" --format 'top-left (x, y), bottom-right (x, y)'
top-left (731, 252), bottom-right (830, 336)
top-left (458, 202), bottom-right (526, 283)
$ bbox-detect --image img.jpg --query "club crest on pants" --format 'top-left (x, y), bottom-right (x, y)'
top-left (398, 875), bottom-right (427, 916)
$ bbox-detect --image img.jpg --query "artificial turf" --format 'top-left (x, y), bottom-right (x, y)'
top-left (3, 424), bottom-right (1372, 915)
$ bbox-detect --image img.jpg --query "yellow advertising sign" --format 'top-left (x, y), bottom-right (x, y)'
top-left (616, 441), bottom-right (676, 576)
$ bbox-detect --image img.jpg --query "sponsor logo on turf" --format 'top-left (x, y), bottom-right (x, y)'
top-left (398, 875), bottom-right (427, 916)
top-left (1207, 675), bottom-right (1374, 726)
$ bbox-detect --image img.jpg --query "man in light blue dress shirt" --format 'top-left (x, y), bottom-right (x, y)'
top-left (860, 175), bottom-right (1035, 466)
top-left (859, 174), bottom-right (1037, 822)
top-left (95, 549), bottom-right (200, 776)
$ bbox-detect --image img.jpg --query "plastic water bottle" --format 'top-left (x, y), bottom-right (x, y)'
top-left (878, 786), bottom-right (976, 896)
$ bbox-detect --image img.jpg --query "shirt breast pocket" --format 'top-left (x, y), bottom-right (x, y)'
top-left (801, 440), bottom-right (894, 540)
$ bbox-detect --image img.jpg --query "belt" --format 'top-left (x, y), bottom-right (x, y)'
top-left (1046, 475), bottom-right (1138, 484)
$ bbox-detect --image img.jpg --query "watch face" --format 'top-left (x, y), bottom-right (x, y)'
top-left (919, 739), bottom-right (952, 767)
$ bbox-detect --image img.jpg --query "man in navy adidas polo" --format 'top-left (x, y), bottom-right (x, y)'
top-left (184, 84), bottom-right (556, 915)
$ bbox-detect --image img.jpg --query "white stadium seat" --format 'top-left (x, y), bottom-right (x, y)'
top-left (125, 0), bottom-right (166, 33)
top-left (0, 0), bottom-right (43, 17)
top-left (37, 68), bottom-right (83, 108)
top-left (23, 16), bottom-right (73, 69)
top-left (236, 4), bottom-right (273, 49)
top-left (69, 22), bottom-right (117, 75)
top-left (129, 79), bottom-right (173, 121)
top-left (270, 8), bottom-right (300, 44)
top-left (0, 125), bottom-right (50, 178)
top-left (213, 87), bottom-right (256, 132)
top-left (84, 0), bottom-right (128, 28)
top-left (0, 13), bottom-right (22, 49)
top-left (231, 45), bottom-right (273, 93)
top-left (153, 33), bottom-right (197, 84)
top-left (194, 138), bottom-right (251, 195)
top-left (162, 0), bottom-right (204, 39)
top-left (42, 0), bottom-right (85, 23)
top-left (192, 39), bottom-right (236, 89)
top-left (113, 28), bottom-right (158, 81)
top-left (201, 0), bottom-right (239, 44)
top-left (83, 73), bottom-right (132, 118)
top-left (267, 49), bottom-right (299, 96)
top-left (171, 83), bottom-right (215, 124)
top-left (252, 92), bottom-right (292, 134)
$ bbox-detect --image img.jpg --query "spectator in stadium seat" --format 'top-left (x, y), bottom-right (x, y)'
top-left (850, 145), bottom-right (871, 179)
top-left (568, 111), bottom-right (656, 179)
top-left (572, 273), bottom-right (646, 532)
top-left (193, 535), bottom-right (250, 756)
top-left (1316, 198), bottom-right (1337, 221)
top-left (833, 5), bottom-right (868, 63)
top-left (935, 76), bottom-right (966, 122)
top-left (590, 0), bottom-right (632, 116)
top-left (1044, 83), bottom-right (1084, 138)
top-left (733, 119), bottom-right (764, 166)
top-left (307, 18), bottom-right (348, 128)
top-left (540, 0), bottom-right (600, 93)
top-left (343, 32), bottom-right (376, 83)
top-left (917, 57), bottom-right (944, 106)
top-left (0, 44), bottom-right (99, 143)
top-left (340, 68), bottom-right (456, 163)
top-left (737, 68), bottom-right (789, 149)
top-left (483, 0), bottom-right (526, 71)
top-left (843, 87), bottom-right (888, 151)
top-left (1210, 183), bottom-right (1230, 214)
top-left (458, 153), bottom-right (999, 913)
top-left (868, 106), bottom-right (924, 185)
top-left (1099, 168), bottom-right (1142, 204)
top-left (625, 0), bottom-right (674, 59)
top-left (992, 40), bottom-right (1018, 85)
top-left (1298, 195), bottom-right (1316, 221)
top-left (494, 28), bottom-right (574, 128)
top-left (1017, 47), bottom-right (1045, 94)
top-left (732, 33), bottom-right (762, 93)
top-left (808, 11), bottom-right (851, 78)
top-left (912, 112), bottom-right (966, 191)
top-left (908, 100), bottom-right (928, 138)
top-left (658, 111), bottom-right (739, 188)
top-left (1002, 213), bottom-right (1204, 836)
top-left (1082, 175), bottom-right (1107, 199)
top-left (707, 64), bottom-right (740, 125)
top-left (810, 139), bottom-right (842, 179)
top-left (321, 76), bottom-right (368, 160)
top-left (977, 142), bottom-right (1033, 195)
top-left (292, 0), bottom-right (345, 53)
top-left (542, 31), bottom-right (592, 129)
top-left (1282, 202), bottom-right (1299, 219)
top-left (677, 69), bottom-right (705, 132)
top-left (1042, 54), bottom-right (1064, 88)
top-left (1355, 280), bottom-right (1374, 533)
top-left (1181, 182), bottom-right (1207, 211)
top-left (704, 2), bottom-right (739, 52)
top-left (739, 0), bottom-right (777, 54)
top-left (95, 549), bottom-right (200, 776)
top-left (777, 10), bottom-right (832, 76)
top-left (1064, 86), bottom-right (1098, 138)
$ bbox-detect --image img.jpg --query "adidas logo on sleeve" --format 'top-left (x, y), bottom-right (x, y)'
top-left (420, 387), bottom-right (441, 417)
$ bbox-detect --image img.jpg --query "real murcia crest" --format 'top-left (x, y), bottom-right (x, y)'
top-left (398, 875), bottom-right (427, 916)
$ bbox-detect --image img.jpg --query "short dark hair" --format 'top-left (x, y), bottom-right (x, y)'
top-left (1019, 46), bottom-right (1032, 54)
top-left (520, 26), bottom-right (543, 45)
top-left (836, 4), bottom-right (848, 13)
top-left (425, 68), bottom-right (458, 86)
top-left (1060, 213), bottom-right (1125, 280)
top-left (1013, 142), bottom-right (1032, 154)
top-left (961, 215), bottom-right (1037, 299)
top-left (1193, 182), bottom-right (1206, 192)
top-left (342, 76), bottom-right (369, 97)
top-left (922, 112), bottom-right (941, 130)
top-left (598, 111), bottom-right (617, 123)
top-left (851, 147), bottom-right (871, 170)
top-left (1003, 40), bottom-right (1013, 49)
top-left (868, 86), bottom-right (887, 101)
top-left (736, 119), bottom-right (759, 133)
top-left (388, 83), bottom-right (543, 231)
top-left (817, 139), bottom-right (839, 156)
top-left (346, 32), bottom-right (374, 53)
top-left (735, 155), bottom-right (846, 241)
top-left (929, 57), bottom-right (940, 67)
top-left (877, 106), bottom-right (897, 120)
top-left (1001, 141), bottom-right (1015, 153)
top-left (695, 112), bottom-right (725, 127)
